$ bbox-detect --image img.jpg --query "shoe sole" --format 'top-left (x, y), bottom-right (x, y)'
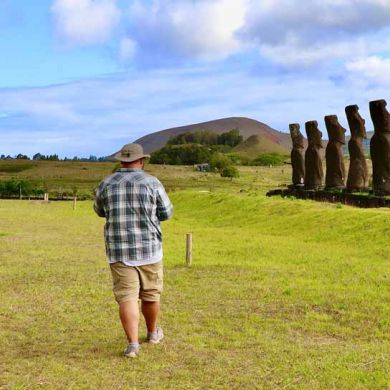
top-left (148, 335), bottom-right (164, 344)
top-left (124, 351), bottom-right (138, 358)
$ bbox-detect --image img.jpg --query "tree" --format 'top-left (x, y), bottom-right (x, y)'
top-left (150, 144), bottom-right (212, 165)
top-left (217, 129), bottom-right (243, 147)
top-left (16, 154), bottom-right (30, 160)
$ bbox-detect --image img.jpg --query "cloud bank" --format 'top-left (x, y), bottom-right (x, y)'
top-left (51, 0), bottom-right (390, 66)
top-left (49, 0), bottom-right (390, 91)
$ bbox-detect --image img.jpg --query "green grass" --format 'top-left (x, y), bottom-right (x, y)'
top-left (0, 161), bottom-right (34, 173)
top-left (0, 160), bottom-right (291, 196)
top-left (0, 187), bottom-right (389, 388)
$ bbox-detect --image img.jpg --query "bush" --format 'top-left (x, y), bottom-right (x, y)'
top-left (226, 153), bottom-right (251, 166)
top-left (0, 180), bottom-right (44, 197)
top-left (220, 166), bottom-right (239, 179)
top-left (251, 153), bottom-right (286, 166)
top-left (209, 153), bottom-right (232, 171)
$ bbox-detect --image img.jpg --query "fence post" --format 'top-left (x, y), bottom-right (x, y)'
top-left (186, 233), bottom-right (193, 267)
top-left (44, 193), bottom-right (49, 202)
top-left (73, 196), bottom-right (77, 210)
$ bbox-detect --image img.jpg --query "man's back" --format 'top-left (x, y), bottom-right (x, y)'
top-left (94, 168), bottom-right (173, 266)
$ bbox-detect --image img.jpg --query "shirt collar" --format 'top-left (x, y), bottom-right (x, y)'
top-left (117, 168), bottom-right (143, 172)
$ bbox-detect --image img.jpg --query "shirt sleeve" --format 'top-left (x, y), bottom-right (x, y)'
top-left (93, 184), bottom-right (106, 218)
top-left (156, 181), bottom-right (173, 221)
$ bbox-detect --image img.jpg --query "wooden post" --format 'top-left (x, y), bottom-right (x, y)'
top-left (186, 233), bottom-right (193, 267)
top-left (44, 193), bottom-right (49, 202)
top-left (73, 196), bottom-right (77, 210)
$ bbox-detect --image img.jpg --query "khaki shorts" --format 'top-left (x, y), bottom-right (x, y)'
top-left (110, 261), bottom-right (163, 304)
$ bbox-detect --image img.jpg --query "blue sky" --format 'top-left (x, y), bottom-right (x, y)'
top-left (0, 0), bottom-right (389, 158)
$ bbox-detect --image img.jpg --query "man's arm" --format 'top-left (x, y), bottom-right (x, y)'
top-left (156, 183), bottom-right (173, 221)
top-left (93, 185), bottom-right (106, 218)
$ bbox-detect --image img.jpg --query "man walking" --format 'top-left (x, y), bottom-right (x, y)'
top-left (94, 143), bottom-right (173, 358)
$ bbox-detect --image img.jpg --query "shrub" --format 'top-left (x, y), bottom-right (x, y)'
top-left (226, 153), bottom-right (251, 166)
top-left (0, 179), bottom-right (43, 197)
top-left (209, 153), bottom-right (232, 171)
top-left (251, 153), bottom-right (286, 166)
top-left (220, 166), bottom-right (240, 180)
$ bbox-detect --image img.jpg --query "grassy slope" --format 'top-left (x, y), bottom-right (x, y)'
top-left (0, 168), bottom-right (389, 389)
top-left (0, 160), bottom-right (291, 195)
top-left (233, 135), bottom-right (289, 158)
top-left (0, 160), bottom-right (116, 196)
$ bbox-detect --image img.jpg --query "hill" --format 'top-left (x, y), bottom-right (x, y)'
top-left (233, 134), bottom-right (289, 158)
top-left (134, 117), bottom-right (292, 154)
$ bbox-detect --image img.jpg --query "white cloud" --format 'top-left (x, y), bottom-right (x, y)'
top-left (240, 0), bottom-right (390, 67)
top-left (259, 36), bottom-right (369, 68)
top-left (346, 56), bottom-right (390, 85)
top-left (126, 0), bottom-right (248, 62)
top-left (51, 0), bottom-right (121, 45)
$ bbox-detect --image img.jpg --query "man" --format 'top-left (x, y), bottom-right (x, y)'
top-left (94, 143), bottom-right (173, 358)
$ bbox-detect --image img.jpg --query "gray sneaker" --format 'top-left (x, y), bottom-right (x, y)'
top-left (124, 343), bottom-right (139, 358)
top-left (147, 327), bottom-right (164, 344)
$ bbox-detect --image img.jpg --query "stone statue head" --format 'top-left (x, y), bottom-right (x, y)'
top-left (369, 99), bottom-right (390, 134)
top-left (289, 123), bottom-right (304, 149)
top-left (345, 104), bottom-right (367, 139)
top-left (305, 120), bottom-right (323, 148)
top-left (325, 115), bottom-right (346, 144)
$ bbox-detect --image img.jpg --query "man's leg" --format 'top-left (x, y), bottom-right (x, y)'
top-left (141, 300), bottom-right (159, 333)
top-left (110, 262), bottom-right (141, 346)
top-left (138, 262), bottom-right (164, 342)
top-left (119, 300), bottom-right (139, 343)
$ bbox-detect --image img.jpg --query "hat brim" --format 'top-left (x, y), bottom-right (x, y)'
top-left (112, 151), bottom-right (150, 162)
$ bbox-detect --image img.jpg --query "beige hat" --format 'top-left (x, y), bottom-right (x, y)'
top-left (113, 143), bottom-right (150, 162)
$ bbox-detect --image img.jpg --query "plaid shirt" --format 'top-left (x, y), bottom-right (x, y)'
top-left (94, 168), bottom-right (173, 266)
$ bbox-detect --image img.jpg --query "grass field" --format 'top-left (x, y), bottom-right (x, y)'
top-left (0, 159), bottom-right (291, 195)
top-left (0, 163), bottom-right (389, 389)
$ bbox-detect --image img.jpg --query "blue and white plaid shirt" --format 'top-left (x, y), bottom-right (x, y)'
top-left (94, 168), bottom-right (173, 266)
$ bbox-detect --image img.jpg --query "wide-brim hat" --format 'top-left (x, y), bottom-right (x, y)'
top-left (113, 143), bottom-right (150, 162)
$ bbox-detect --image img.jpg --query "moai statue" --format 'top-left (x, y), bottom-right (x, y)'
top-left (324, 115), bottom-right (346, 189)
top-left (289, 123), bottom-right (305, 187)
top-left (304, 120), bottom-right (324, 190)
top-left (370, 99), bottom-right (390, 195)
top-left (345, 105), bottom-right (369, 191)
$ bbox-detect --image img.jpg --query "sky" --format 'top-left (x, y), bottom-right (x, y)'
top-left (0, 0), bottom-right (389, 158)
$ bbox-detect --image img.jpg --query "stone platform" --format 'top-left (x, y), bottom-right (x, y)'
top-left (266, 188), bottom-right (390, 208)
